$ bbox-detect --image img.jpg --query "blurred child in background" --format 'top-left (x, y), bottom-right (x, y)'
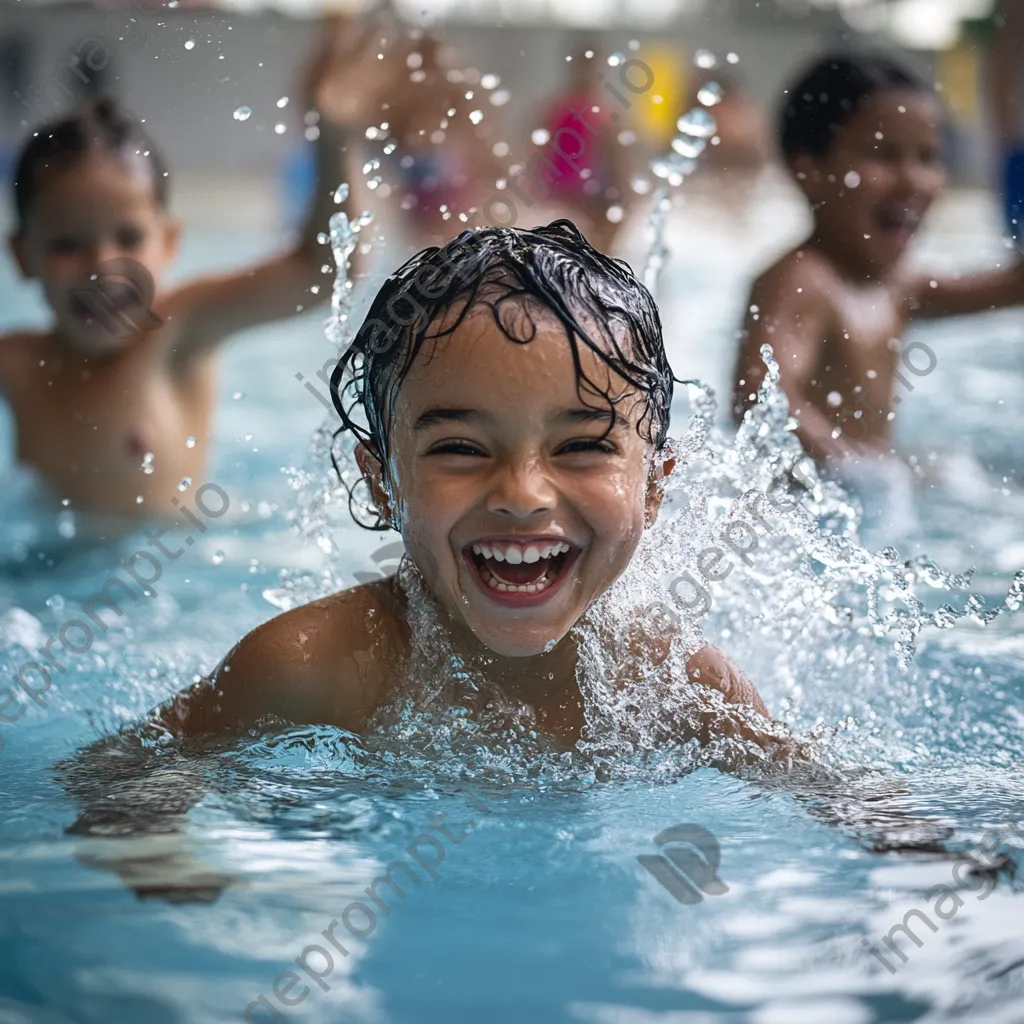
top-left (0, 16), bottom-right (370, 523)
top-left (316, 15), bottom-right (505, 249)
top-left (733, 53), bottom-right (1024, 528)
top-left (536, 43), bottom-right (641, 255)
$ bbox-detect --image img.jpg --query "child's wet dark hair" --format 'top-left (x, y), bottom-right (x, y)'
top-left (779, 52), bottom-right (932, 162)
top-left (331, 220), bottom-right (674, 529)
top-left (12, 97), bottom-right (169, 234)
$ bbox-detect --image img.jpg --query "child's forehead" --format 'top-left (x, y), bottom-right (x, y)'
top-left (29, 150), bottom-right (159, 214)
top-left (396, 302), bottom-right (635, 410)
top-left (844, 88), bottom-right (941, 136)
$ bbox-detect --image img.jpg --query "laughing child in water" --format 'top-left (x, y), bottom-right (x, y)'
top-left (0, 17), bottom-right (371, 520)
top-left (156, 221), bottom-right (782, 752)
top-left (733, 54), bottom-right (1024, 505)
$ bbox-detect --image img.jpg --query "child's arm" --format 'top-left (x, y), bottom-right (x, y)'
top-left (906, 258), bottom-right (1024, 320)
top-left (155, 581), bottom-right (399, 738)
top-left (733, 254), bottom-right (846, 462)
top-left (164, 16), bottom-right (383, 370)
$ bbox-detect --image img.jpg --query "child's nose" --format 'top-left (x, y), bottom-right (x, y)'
top-left (85, 242), bottom-right (125, 270)
top-left (486, 459), bottom-right (557, 519)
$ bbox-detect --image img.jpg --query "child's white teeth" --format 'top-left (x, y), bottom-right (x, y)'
top-left (471, 540), bottom-right (573, 560)
top-left (482, 569), bottom-right (554, 594)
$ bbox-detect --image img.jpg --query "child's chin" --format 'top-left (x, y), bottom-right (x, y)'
top-left (472, 622), bottom-right (570, 659)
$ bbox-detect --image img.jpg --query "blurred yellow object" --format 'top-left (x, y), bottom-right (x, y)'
top-left (937, 41), bottom-right (980, 122)
top-left (633, 44), bottom-right (685, 146)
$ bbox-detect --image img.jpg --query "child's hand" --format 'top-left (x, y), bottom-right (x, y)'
top-left (307, 12), bottom-right (404, 128)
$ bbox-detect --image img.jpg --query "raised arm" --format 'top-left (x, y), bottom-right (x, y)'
top-left (732, 254), bottom-right (840, 463)
top-left (905, 258), bottom-right (1024, 320)
top-left (164, 14), bottom-right (388, 369)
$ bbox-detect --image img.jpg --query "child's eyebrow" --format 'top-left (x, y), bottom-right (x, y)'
top-left (413, 407), bottom-right (483, 431)
top-left (559, 408), bottom-right (626, 428)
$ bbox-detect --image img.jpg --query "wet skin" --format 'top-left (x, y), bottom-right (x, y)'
top-left (162, 308), bottom-right (771, 747)
top-left (734, 88), bottom-right (1024, 465)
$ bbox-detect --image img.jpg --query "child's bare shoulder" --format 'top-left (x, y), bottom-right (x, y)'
top-left (751, 245), bottom-right (837, 306)
top-left (164, 578), bottom-right (408, 736)
top-left (0, 331), bottom-right (48, 394)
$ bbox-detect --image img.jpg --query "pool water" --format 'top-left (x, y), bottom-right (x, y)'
top-left (1, 181), bottom-right (1024, 1024)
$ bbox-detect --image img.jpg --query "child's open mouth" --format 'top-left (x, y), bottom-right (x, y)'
top-left (875, 205), bottom-right (922, 249)
top-left (464, 539), bottom-right (578, 606)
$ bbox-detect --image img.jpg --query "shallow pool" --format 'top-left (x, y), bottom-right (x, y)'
top-left (1, 183), bottom-right (1023, 1024)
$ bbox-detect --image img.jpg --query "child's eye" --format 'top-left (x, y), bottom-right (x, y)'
top-left (557, 437), bottom-right (619, 455)
top-left (427, 440), bottom-right (488, 457)
top-left (117, 227), bottom-right (144, 250)
top-left (48, 236), bottom-right (80, 254)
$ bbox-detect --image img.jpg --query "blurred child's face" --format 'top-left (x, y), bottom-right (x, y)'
top-left (371, 307), bottom-right (664, 658)
top-left (11, 152), bottom-right (179, 355)
top-left (794, 88), bottom-right (945, 275)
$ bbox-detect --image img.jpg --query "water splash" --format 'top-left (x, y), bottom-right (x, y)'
top-left (644, 103), bottom-right (718, 293)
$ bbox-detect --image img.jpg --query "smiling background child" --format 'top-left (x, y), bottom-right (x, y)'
top-left (0, 16), bottom-right (375, 523)
top-left (732, 53), bottom-right (1024, 511)
top-left (156, 221), bottom-right (779, 753)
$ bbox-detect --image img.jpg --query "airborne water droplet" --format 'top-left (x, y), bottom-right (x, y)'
top-left (212, 550), bottom-right (225, 566)
top-left (233, 106), bottom-right (251, 122)
top-left (677, 108), bottom-right (717, 139)
top-left (697, 81), bottom-right (723, 107)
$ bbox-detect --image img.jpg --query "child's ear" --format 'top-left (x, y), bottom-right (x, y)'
top-left (355, 441), bottom-right (394, 523)
top-left (645, 455), bottom-right (677, 527)
top-left (8, 234), bottom-right (32, 280)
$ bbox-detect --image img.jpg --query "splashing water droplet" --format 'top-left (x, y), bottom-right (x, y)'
top-left (333, 183), bottom-right (349, 204)
top-left (184, 39), bottom-right (195, 50)
top-left (276, 96), bottom-right (288, 108)
top-left (186, 436), bottom-right (196, 448)
top-left (672, 135), bottom-right (706, 160)
top-left (178, 477), bottom-right (192, 491)
top-left (141, 452), bottom-right (155, 475)
top-left (233, 106), bottom-right (251, 122)
top-left (274, 123), bottom-right (286, 135)
top-left (233, 392), bottom-right (245, 400)
top-left (694, 48), bottom-right (717, 69)
top-left (677, 108), bottom-right (717, 139)
top-left (469, 110), bottom-right (484, 125)
top-left (697, 81), bottom-right (724, 107)
top-left (844, 170), bottom-right (861, 189)
top-left (531, 128), bottom-right (550, 146)
top-left (212, 550), bottom-right (225, 566)
top-left (481, 73), bottom-right (500, 89)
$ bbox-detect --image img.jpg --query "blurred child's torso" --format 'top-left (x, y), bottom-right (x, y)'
top-left (1, 326), bottom-right (215, 516)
